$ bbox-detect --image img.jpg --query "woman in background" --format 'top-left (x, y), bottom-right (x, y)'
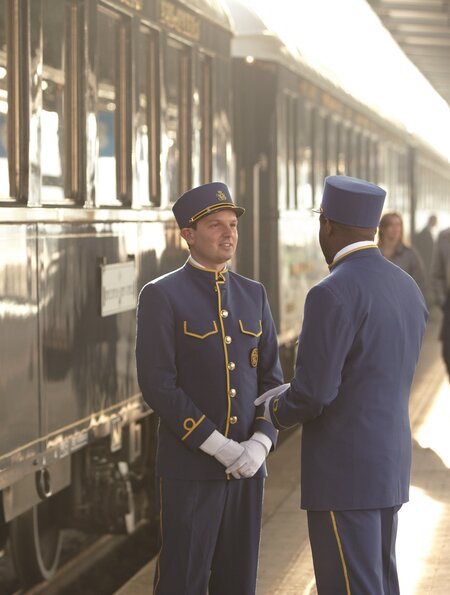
top-left (378, 211), bottom-right (426, 295)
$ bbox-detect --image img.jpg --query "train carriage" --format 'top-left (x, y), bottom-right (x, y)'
top-left (1, 0), bottom-right (450, 590)
top-left (0, 0), bottom-right (233, 587)
top-left (227, 0), bottom-right (450, 373)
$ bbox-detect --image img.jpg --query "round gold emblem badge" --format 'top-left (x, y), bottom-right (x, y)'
top-left (250, 347), bottom-right (258, 368)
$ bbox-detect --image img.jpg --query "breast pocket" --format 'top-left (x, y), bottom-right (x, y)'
top-left (238, 319), bottom-right (262, 338)
top-left (183, 320), bottom-right (219, 339)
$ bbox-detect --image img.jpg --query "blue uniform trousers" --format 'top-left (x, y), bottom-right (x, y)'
top-left (153, 476), bottom-right (264, 595)
top-left (307, 507), bottom-right (401, 595)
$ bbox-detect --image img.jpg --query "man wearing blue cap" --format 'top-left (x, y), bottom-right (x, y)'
top-left (136, 182), bottom-right (283, 594)
top-left (255, 175), bottom-right (428, 594)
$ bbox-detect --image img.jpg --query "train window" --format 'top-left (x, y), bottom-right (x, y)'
top-left (200, 54), bottom-right (212, 184)
top-left (212, 54), bottom-right (231, 183)
top-left (279, 94), bottom-right (297, 209)
top-left (345, 126), bottom-right (352, 176)
top-left (325, 116), bottom-right (338, 177)
top-left (279, 93), bottom-right (297, 210)
top-left (287, 95), bottom-right (296, 209)
top-left (350, 128), bottom-right (361, 178)
top-left (0, 0), bottom-right (8, 199)
top-left (41, 0), bottom-right (68, 203)
top-left (296, 97), bottom-right (313, 208)
top-left (96, 6), bottom-right (130, 206)
top-left (137, 27), bottom-right (160, 206)
top-left (337, 122), bottom-right (346, 175)
top-left (367, 137), bottom-right (378, 182)
top-left (277, 95), bottom-right (288, 209)
top-left (361, 134), bottom-right (371, 180)
top-left (163, 39), bottom-right (191, 204)
top-left (312, 110), bottom-right (325, 207)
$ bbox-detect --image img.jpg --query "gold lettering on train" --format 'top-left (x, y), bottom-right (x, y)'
top-left (118, 0), bottom-right (143, 9)
top-left (160, 0), bottom-right (200, 41)
top-left (299, 80), bottom-right (317, 101)
top-left (321, 93), bottom-right (344, 115)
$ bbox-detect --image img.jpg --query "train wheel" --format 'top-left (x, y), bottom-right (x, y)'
top-left (8, 499), bottom-right (62, 587)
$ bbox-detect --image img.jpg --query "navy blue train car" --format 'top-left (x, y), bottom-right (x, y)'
top-left (0, 0), bottom-right (233, 587)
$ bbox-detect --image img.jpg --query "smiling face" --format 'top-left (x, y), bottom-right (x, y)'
top-left (180, 209), bottom-right (238, 271)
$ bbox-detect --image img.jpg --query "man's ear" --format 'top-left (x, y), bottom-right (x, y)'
top-left (180, 227), bottom-right (194, 246)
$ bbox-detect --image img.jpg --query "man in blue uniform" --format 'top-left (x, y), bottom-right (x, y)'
top-left (254, 176), bottom-right (428, 595)
top-left (136, 182), bottom-right (283, 595)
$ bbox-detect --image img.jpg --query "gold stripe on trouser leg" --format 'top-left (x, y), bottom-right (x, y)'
top-left (153, 478), bottom-right (163, 594)
top-left (330, 511), bottom-right (351, 595)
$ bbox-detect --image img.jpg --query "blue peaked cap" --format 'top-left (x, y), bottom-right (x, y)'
top-left (318, 175), bottom-right (386, 228)
top-left (172, 182), bottom-right (245, 229)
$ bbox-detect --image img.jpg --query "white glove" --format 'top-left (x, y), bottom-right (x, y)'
top-left (254, 383), bottom-right (290, 419)
top-left (200, 430), bottom-right (244, 470)
top-left (213, 439), bottom-right (245, 469)
top-left (254, 383), bottom-right (290, 406)
top-left (225, 436), bottom-right (269, 479)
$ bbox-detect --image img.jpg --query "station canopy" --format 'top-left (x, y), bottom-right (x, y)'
top-left (226, 0), bottom-right (450, 161)
top-left (367, 0), bottom-right (450, 109)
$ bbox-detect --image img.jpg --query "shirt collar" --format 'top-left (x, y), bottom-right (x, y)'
top-left (188, 255), bottom-right (227, 272)
top-left (330, 241), bottom-right (378, 270)
top-left (187, 256), bottom-right (228, 282)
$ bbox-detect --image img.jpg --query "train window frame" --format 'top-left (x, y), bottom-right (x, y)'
top-left (95, 4), bottom-right (132, 208)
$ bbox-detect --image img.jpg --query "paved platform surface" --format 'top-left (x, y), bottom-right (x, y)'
top-left (117, 311), bottom-right (449, 595)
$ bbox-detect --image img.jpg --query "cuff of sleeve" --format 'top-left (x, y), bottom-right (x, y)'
top-left (183, 417), bottom-right (217, 451)
top-left (251, 431), bottom-right (272, 456)
top-left (199, 430), bottom-right (229, 456)
top-left (268, 390), bottom-right (293, 430)
top-left (254, 417), bottom-right (278, 449)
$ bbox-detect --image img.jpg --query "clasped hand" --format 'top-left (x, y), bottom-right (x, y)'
top-left (214, 437), bottom-right (268, 479)
top-left (227, 437), bottom-right (268, 479)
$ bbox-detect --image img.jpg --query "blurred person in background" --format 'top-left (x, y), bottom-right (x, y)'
top-left (414, 214), bottom-right (438, 303)
top-left (415, 214), bottom-right (437, 271)
top-left (432, 227), bottom-right (450, 378)
top-left (378, 211), bottom-right (426, 296)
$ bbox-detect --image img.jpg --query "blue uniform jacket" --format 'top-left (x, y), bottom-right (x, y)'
top-left (136, 260), bottom-right (283, 480)
top-left (269, 247), bottom-right (428, 510)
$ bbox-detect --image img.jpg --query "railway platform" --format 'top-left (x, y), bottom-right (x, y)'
top-left (116, 310), bottom-right (449, 595)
